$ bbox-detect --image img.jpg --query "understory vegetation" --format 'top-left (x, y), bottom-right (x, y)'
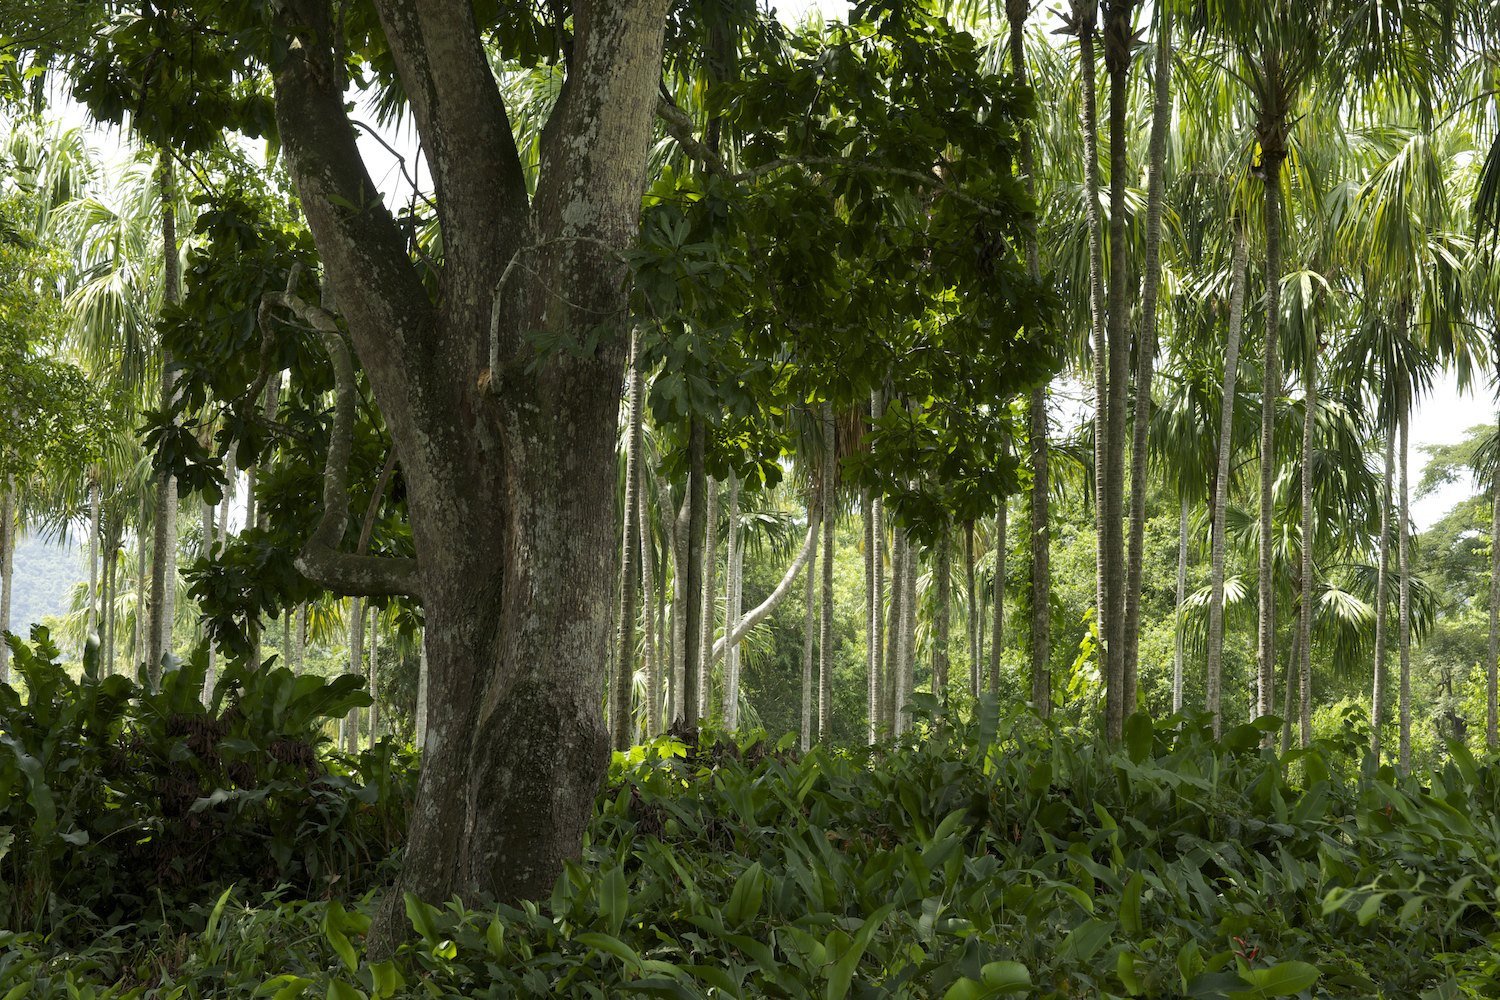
top-left (5, 639), bottom-right (1497, 998)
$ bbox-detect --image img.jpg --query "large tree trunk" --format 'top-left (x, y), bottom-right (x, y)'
top-left (1121, 0), bottom-right (1172, 710)
top-left (345, 596), bottom-right (365, 751)
top-left (611, 339), bottom-right (643, 750)
top-left (818, 404), bottom-right (836, 741)
top-left (1172, 495), bottom-right (1188, 713)
top-left (147, 152), bottom-right (180, 690)
top-left (0, 481), bottom-right (12, 682)
top-left (1205, 222), bottom-right (1249, 734)
top-left (721, 472), bottom-right (743, 730)
top-left (264, 0), bottom-right (671, 950)
top-left (415, 631), bottom-right (428, 750)
top-left (1398, 388), bottom-right (1412, 774)
top-left (1297, 351), bottom-right (1318, 748)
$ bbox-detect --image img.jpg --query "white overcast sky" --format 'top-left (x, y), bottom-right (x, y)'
top-left (41, 1), bottom-right (1493, 531)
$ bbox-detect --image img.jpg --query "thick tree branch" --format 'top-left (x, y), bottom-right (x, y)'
top-left (710, 521), bottom-right (818, 663)
top-left (268, 0), bottom-right (434, 417)
top-left (656, 91), bottom-right (728, 175)
top-left (270, 283), bottom-right (422, 601)
top-left (368, 0), bottom-right (530, 304)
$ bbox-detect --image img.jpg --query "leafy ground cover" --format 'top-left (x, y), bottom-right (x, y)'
top-left (3, 662), bottom-right (1499, 998)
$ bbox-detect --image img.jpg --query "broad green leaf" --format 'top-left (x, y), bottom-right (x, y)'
top-left (576, 931), bottom-right (644, 973)
top-left (1228, 961), bottom-right (1321, 999)
top-left (826, 902), bottom-right (896, 1000)
top-left (600, 865), bottom-right (628, 936)
top-left (725, 862), bottom-right (765, 928)
top-left (980, 961), bottom-right (1031, 993)
top-left (1059, 918), bottom-right (1114, 964)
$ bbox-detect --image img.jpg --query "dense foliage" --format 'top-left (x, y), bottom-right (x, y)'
top-left (0, 628), bottom-right (414, 937)
top-left (6, 696), bottom-right (1500, 997)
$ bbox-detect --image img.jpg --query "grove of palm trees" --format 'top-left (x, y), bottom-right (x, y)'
top-left (2, 0), bottom-right (1500, 994)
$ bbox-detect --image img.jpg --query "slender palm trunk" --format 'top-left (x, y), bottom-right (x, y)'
top-left (900, 536), bottom-right (918, 731)
top-left (801, 498), bottom-right (818, 751)
top-left (934, 522), bottom-right (952, 706)
top-left (1297, 354), bottom-right (1318, 748)
top-left (1257, 124), bottom-right (1288, 727)
top-left (281, 613), bottom-right (291, 673)
top-left (295, 604), bottom-right (307, 677)
top-left (85, 476), bottom-right (101, 644)
top-left (346, 596), bottom-right (365, 751)
top-left (415, 632), bottom-right (428, 750)
top-left (1006, 4), bottom-right (1050, 722)
top-left (1206, 222), bottom-right (1250, 734)
top-left (1371, 425), bottom-right (1394, 762)
top-left (886, 529), bottom-right (907, 732)
top-left (683, 420), bottom-right (707, 723)
top-left (870, 392), bottom-right (886, 731)
top-left (611, 343), bottom-right (643, 750)
top-left (369, 604), bottom-right (380, 741)
top-left (1100, 0), bottom-right (1134, 742)
top-left (1078, 3), bottom-right (1111, 725)
top-left (1173, 495), bottom-right (1188, 713)
top-left (698, 477), bottom-right (719, 728)
top-left (1489, 418), bottom-right (1500, 751)
top-left (639, 461), bottom-right (660, 735)
top-left (0, 481), bottom-right (12, 682)
top-left (722, 472), bottom-right (743, 729)
top-left (1398, 390), bottom-right (1412, 774)
top-left (965, 520), bottom-right (978, 698)
top-left (203, 501), bottom-right (217, 702)
top-left (148, 153), bottom-right (181, 689)
top-left (818, 404), bottom-right (836, 741)
top-left (103, 531), bottom-right (119, 674)
top-left (1122, 1), bottom-right (1173, 709)
top-left (666, 474), bottom-right (688, 721)
top-left (134, 495), bottom-right (147, 675)
top-left (866, 490), bottom-right (879, 742)
top-left (991, 504), bottom-right (1006, 695)
top-left (657, 524), bottom-right (672, 724)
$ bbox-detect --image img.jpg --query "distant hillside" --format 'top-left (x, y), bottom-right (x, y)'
top-left (7, 529), bottom-right (83, 636)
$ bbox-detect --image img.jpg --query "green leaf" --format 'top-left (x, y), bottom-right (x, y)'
top-left (1120, 873), bottom-right (1144, 937)
top-left (576, 931), bottom-right (644, 973)
top-left (600, 865), bottom-right (628, 936)
top-left (403, 894), bottom-right (443, 943)
top-left (725, 862), bottom-right (765, 928)
top-left (1059, 918), bottom-right (1114, 964)
top-left (322, 901), bottom-right (358, 972)
top-left (980, 961), bottom-right (1031, 993)
top-left (325, 981), bottom-right (366, 1000)
top-left (1228, 961), bottom-right (1321, 999)
top-left (826, 902), bottom-right (895, 1000)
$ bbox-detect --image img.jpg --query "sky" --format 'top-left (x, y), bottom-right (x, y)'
top-left (37, 2), bottom-right (1494, 533)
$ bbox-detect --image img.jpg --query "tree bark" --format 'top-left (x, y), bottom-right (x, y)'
top-left (369, 603), bottom-right (380, 741)
top-left (713, 522), bottom-right (817, 660)
top-left (415, 630), bottom-right (428, 750)
top-left (899, 535), bottom-right (918, 732)
top-left (346, 596), bottom-right (365, 751)
top-left (1205, 222), bottom-right (1249, 734)
top-left (1121, 0), bottom-right (1172, 711)
top-left (295, 604), bottom-right (307, 677)
top-left (134, 494), bottom-right (147, 676)
top-left (85, 475), bottom-right (101, 643)
top-left (611, 337), bottom-right (643, 750)
top-left (870, 391), bottom-right (885, 731)
top-left (203, 500), bottom-right (217, 703)
top-left (819, 403), bottom-right (836, 741)
top-left (1398, 388), bottom-right (1412, 774)
top-left (1297, 350), bottom-right (1318, 748)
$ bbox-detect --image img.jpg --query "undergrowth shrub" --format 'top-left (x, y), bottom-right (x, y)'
top-left (0, 626), bottom-right (416, 937)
